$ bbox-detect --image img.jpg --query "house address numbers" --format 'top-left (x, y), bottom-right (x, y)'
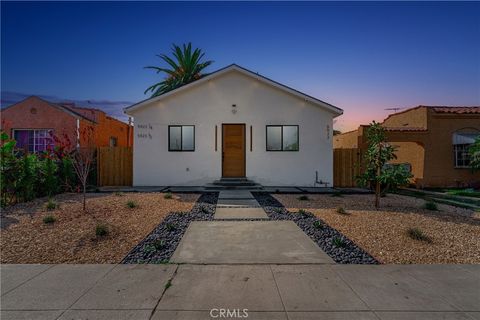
top-left (137, 123), bottom-right (153, 139)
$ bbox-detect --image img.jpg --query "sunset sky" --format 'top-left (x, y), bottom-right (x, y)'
top-left (1, 1), bottom-right (479, 131)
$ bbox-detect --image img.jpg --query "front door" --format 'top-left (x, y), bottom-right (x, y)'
top-left (222, 124), bottom-right (246, 177)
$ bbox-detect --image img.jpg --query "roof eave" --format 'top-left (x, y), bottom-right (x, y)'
top-left (124, 64), bottom-right (343, 116)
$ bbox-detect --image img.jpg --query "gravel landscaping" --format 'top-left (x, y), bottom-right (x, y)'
top-left (0, 192), bottom-right (199, 263)
top-left (122, 193), bottom-right (218, 264)
top-left (253, 193), bottom-right (379, 264)
top-left (273, 193), bottom-right (480, 264)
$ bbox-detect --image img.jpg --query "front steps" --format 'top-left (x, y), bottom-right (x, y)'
top-left (205, 178), bottom-right (264, 191)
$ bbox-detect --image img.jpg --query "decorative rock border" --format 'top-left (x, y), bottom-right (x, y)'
top-left (252, 192), bottom-right (379, 264)
top-left (122, 193), bottom-right (218, 264)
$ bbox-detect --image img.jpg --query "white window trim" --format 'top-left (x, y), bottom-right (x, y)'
top-left (12, 129), bottom-right (54, 153)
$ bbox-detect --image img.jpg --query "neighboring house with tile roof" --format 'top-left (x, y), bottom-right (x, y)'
top-left (1, 96), bottom-right (133, 152)
top-left (334, 106), bottom-right (480, 188)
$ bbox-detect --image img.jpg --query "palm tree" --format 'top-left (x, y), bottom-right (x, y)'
top-left (144, 43), bottom-right (213, 97)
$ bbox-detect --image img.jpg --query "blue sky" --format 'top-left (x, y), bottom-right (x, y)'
top-left (1, 1), bottom-right (479, 130)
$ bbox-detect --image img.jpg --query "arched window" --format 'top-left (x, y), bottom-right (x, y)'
top-left (452, 128), bottom-right (480, 168)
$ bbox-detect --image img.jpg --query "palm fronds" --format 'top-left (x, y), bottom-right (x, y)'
top-left (144, 43), bottom-right (213, 97)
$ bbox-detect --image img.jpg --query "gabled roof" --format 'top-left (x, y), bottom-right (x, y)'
top-left (124, 64), bottom-right (343, 115)
top-left (3, 96), bottom-right (96, 123)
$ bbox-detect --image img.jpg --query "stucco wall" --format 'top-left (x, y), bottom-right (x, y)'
top-left (382, 107), bottom-right (428, 128)
top-left (422, 110), bottom-right (480, 187)
top-left (389, 142), bottom-right (425, 184)
top-left (333, 130), bottom-right (359, 148)
top-left (129, 70), bottom-right (337, 186)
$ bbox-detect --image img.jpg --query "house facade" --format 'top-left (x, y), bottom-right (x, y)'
top-left (125, 64), bottom-right (343, 187)
top-left (334, 106), bottom-right (480, 188)
top-left (1, 96), bottom-right (133, 152)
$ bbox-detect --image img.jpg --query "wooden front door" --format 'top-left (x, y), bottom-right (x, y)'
top-left (222, 124), bottom-right (246, 177)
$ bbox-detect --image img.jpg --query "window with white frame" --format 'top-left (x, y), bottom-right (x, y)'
top-left (266, 125), bottom-right (299, 151)
top-left (454, 144), bottom-right (471, 168)
top-left (168, 125), bottom-right (195, 151)
top-left (453, 130), bottom-right (479, 168)
top-left (13, 129), bottom-right (54, 153)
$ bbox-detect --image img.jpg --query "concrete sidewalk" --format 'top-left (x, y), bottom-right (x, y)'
top-left (1, 264), bottom-right (479, 320)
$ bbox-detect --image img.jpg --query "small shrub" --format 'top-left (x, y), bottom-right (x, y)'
top-left (332, 237), bottom-right (347, 248)
top-left (298, 195), bottom-right (309, 201)
top-left (200, 206), bottom-right (209, 214)
top-left (165, 279), bottom-right (172, 290)
top-left (153, 239), bottom-right (166, 250)
top-left (166, 223), bottom-right (176, 231)
top-left (126, 200), bottom-right (137, 208)
top-left (43, 215), bottom-right (56, 224)
top-left (336, 207), bottom-right (348, 215)
top-left (423, 201), bottom-right (438, 211)
top-left (114, 192), bottom-right (124, 196)
top-left (298, 209), bottom-right (307, 215)
top-left (96, 224), bottom-right (109, 237)
top-left (45, 198), bottom-right (58, 211)
top-left (164, 192), bottom-right (173, 199)
top-left (313, 220), bottom-right (323, 229)
top-left (407, 227), bottom-right (432, 243)
top-left (144, 245), bottom-right (156, 253)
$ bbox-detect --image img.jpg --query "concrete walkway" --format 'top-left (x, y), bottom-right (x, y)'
top-left (175, 191), bottom-right (330, 264)
top-left (1, 264), bottom-right (479, 319)
top-left (214, 190), bottom-right (268, 219)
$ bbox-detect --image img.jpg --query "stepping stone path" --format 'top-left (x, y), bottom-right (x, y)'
top-left (215, 191), bottom-right (267, 219)
top-left (171, 190), bottom-right (333, 264)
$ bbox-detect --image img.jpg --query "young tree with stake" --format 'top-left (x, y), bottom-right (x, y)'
top-left (71, 126), bottom-right (96, 211)
top-left (357, 122), bottom-right (412, 209)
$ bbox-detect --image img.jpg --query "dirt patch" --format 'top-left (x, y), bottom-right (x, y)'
top-left (0, 192), bottom-right (198, 263)
top-left (274, 193), bottom-right (480, 264)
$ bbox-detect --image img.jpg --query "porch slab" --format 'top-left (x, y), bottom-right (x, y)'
top-left (298, 187), bottom-right (337, 193)
top-left (216, 199), bottom-right (260, 207)
top-left (214, 207), bottom-right (268, 219)
top-left (218, 190), bottom-right (254, 199)
top-left (170, 221), bottom-right (333, 264)
top-left (262, 187), bottom-right (303, 193)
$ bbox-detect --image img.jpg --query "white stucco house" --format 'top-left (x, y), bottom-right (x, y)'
top-left (124, 64), bottom-right (343, 187)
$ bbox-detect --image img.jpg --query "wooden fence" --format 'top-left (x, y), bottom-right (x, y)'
top-left (97, 147), bottom-right (133, 186)
top-left (333, 148), bottom-right (361, 187)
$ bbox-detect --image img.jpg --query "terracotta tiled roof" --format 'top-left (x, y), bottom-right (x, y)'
top-left (383, 127), bottom-right (427, 132)
top-left (428, 106), bottom-right (480, 114)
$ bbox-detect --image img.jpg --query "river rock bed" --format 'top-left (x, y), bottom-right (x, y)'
top-left (122, 193), bottom-right (217, 264)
